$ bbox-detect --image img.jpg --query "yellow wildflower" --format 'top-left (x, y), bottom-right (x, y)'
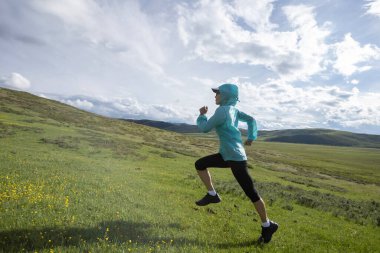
top-left (64, 196), bottom-right (69, 208)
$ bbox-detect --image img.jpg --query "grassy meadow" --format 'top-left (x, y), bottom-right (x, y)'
top-left (1, 88), bottom-right (380, 252)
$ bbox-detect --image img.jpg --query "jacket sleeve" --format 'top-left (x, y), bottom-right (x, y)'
top-left (197, 107), bottom-right (226, 133)
top-left (238, 110), bottom-right (258, 141)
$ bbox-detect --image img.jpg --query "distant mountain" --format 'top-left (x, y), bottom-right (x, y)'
top-left (124, 119), bottom-right (380, 149)
top-left (258, 128), bottom-right (380, 148)
top-left (123, 119), bottom-right (200, 133)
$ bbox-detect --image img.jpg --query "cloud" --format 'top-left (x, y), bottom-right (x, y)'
top-left (0, 23), bottom-right (44, 45)
top-left (64, 99), bottom-right (94, 111)
top-left (37, 79), bottom-right (380, 134)
top-left (231, 0), bottom-right (278, 32)
top-left (177, 1), bottom-right (331, 82)
top-left (280, 5), bottom-right (331, 80)
top-left (177, 1), bottom-right (380, 83)
top-left (350, 79), bottom-right (360, 85)
top-left (40, 93), bottom-right (195, 124)
top-left (0, 2), bottom-right (46, 46)
top-left (191, 77), bottom-right (216, 87)
top-left (332, 33), bottom-right (380, 77)
top-left (364, 0), bottom-right (380, 17)
top-left (238, 80), bottom-right (380, 131)
top-left (326, 91), bottom-right (380, 129)
top-left (0, 73), bottom-right (31, 90)
top-left (30, 0), bottom-right (183, 87)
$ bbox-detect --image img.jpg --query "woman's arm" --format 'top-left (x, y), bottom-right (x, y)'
top-left (238, 110), bottom-right (258, 141)
top-left (197, 107), bottom-right (226, 133)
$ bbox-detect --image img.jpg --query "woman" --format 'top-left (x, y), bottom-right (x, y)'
top-left (195, 83), bottom-right (278, 243)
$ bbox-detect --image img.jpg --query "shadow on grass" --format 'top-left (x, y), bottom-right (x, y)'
top-left (0, 220), bottom-right (199, 252)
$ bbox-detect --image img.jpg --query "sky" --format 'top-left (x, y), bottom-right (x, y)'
top-left (1, 0), bottom-right (380, 134)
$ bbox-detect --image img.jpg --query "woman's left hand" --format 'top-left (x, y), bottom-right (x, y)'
top-left (244, 140), bottom-right (253, 146)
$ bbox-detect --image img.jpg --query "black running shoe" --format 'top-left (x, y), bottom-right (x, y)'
top-left (195, 193), bottom-right (221, 206)
top-left (258, 221), bottom-right (279, 243)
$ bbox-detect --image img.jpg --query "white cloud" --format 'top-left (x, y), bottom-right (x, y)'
top-left (177, 1), bottom-right (331, 81)
top-left (1, 73), bottom-right (31, 90)
top-left (65, 99), bottom-right (94, 111)
top-left (38, 94), bottom-right (48, 99)
top-left (364, 0), bottom-right (380, 17)
top-left (332, 33), bottom-right (380, 77)
top-left (238, 80), bottom-right (380, 130)
top-left (281, 5), bottom-right (331, 80)
top-left (231, 0), bottom-right (278, 32)
top-left (326, 91), bottom-right (380, 128)
top-left (191, 77), bottom-right (216, 87)
top-left (350, 79), bottom-right (360, 85)
top-left (31, 0), bottom-right (183, 87)
top-left (32, 0), bottom-right (99, 29)
top-left (42, 93), bottom-right (196, 124)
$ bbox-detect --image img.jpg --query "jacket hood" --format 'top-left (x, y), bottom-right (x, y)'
top-left (218, 83), bottom-right (239, 106)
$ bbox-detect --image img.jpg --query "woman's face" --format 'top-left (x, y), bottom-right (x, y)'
top-left (215, 93), bottom-right (221, 105)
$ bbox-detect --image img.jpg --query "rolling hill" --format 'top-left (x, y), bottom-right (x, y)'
top-left (123, 119), bottom-right (199, 133)
top-left (257, 128), bottom-right (380, 148)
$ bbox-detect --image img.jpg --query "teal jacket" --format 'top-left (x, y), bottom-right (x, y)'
top-left (197, 83), bottom-right (258, 161)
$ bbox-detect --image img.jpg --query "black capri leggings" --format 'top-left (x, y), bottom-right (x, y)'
top-left (195, 153), bottom-right (261, 203)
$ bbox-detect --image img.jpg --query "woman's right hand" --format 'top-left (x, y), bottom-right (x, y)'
top-left (199, 106), bottom-right (208, 115)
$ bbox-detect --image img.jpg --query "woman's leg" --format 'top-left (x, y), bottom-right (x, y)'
top-left (195, 153), bottom-right (229, 191)
top-left (196, 169), bottom-right (215, 191)
top-left (230, 162), bottom-right (279, 243)
top-left (253, 198), bottom-right (269, 223)
top-left (194, 153), bottom-right (230, 206)
top-left (230, 161), bottom-right (268, 222)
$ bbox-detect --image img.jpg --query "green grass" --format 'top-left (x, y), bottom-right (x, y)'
top-left (1, 87), bottom-right (380, 252)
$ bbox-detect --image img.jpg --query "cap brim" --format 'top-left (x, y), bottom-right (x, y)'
top-left (211, 88), bottom-right (219, 93)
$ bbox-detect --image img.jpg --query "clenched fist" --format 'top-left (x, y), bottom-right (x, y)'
top-left (199, 106), bottom-right (208, 115)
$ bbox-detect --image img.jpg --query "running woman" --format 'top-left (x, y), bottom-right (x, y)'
top-left (195, 83), bottom-right (278, 243)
